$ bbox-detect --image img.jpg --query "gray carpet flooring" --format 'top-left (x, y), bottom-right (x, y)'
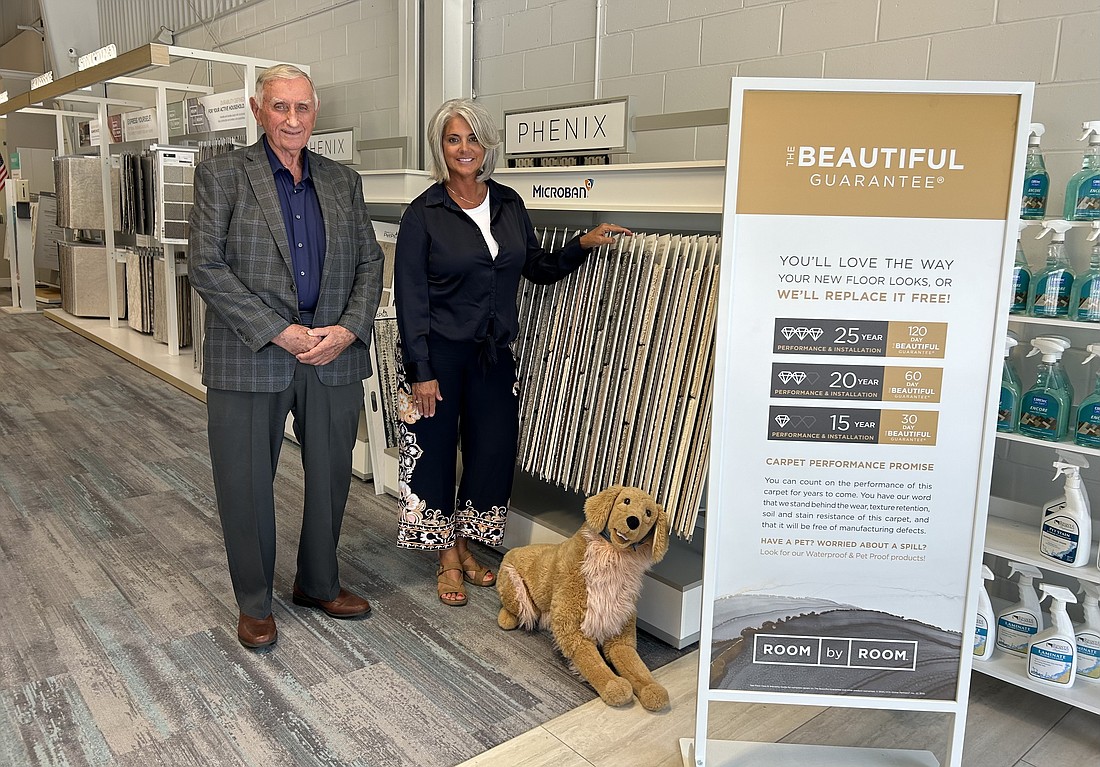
top-left (0, 310), bottom-right (687, 766)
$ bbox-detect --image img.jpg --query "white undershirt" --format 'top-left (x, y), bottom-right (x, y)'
top-left (461, 193), bottom-right (499, 260)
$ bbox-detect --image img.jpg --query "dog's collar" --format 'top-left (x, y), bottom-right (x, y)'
top-left (600, 528), bottom-right (639, 551)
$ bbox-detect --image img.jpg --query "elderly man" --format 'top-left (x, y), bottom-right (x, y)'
top-left (189, 64), bottom-right (383, 649)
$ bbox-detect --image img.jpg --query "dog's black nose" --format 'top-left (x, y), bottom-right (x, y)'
top-left (627, 516), bottom-right (639, 530)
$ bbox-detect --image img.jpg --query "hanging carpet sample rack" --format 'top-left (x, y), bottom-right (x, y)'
top-left (369, 226), bottom-right (718, 539)
top-left (513, 229), bottom-right (719, 539)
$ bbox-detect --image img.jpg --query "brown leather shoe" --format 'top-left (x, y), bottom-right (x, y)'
top-left (237, 612), bottom-right (277, 649)
top-left (292, 586), bottom-right (372, 619)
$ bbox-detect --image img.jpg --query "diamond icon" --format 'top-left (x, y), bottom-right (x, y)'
top-left (781, 326), bottom-right (796, 340)
top-left (775, 414), bottom-right (790, 427)
top-left (778, 371), bottom-right (795, 384)
top-left (808, 327), bottom-right (823, 340)
top-left (791, 371), bottom-right (806, 384)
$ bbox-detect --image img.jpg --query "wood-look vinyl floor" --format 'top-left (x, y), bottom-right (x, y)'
top-left (463, 627), bottom-right (1100, 767)
top-left (2, 304), bottom-right (1098, 767)
top-left (0, 309), bottom-right (683, 766)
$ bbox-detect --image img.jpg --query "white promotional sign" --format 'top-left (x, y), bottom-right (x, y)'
top-left (503, 99), bottom-right (628, 156)
top-left (689, 79), bottom-right (1031, 767)
top-left (187, 89), bottom-right (247, 133)
top-left (122, 107), bottom-right (159, 142)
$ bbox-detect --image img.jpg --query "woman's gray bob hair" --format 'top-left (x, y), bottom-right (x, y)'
top-left (426, 99), bottom-right (501, 183)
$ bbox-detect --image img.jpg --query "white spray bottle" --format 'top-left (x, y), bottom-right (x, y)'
top-left (1075, 581), bottom-right (1100, 681)
top-left (1039, 452), bottom-right (1092, 567)
top-left (974, 564), bottom-right (997, 660)
top-left (1027, 584), bottom-right (1078, 688)
top-left (995, 561), bottom-right (1044, 654)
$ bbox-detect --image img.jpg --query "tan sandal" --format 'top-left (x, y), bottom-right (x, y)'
top-left (460, 553), bottom-right (496, 587)
top-left (437, 565), bottom-right (468, 606)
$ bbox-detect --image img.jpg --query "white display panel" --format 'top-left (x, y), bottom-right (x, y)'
top-left (689, 78), bottom-right (1032, 767)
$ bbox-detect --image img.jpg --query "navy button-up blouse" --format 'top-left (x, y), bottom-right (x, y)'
top-left (394, 180), bottom-right (590, 383)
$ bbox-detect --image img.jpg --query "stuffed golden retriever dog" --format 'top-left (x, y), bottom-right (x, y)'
top-left (497, 485), bottom-right (670, 711)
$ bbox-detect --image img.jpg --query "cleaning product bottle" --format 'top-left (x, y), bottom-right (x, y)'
top-left (1064, 121), bottom-right (1100, 221)
top-left (1018, 335), bottom-right (1074, 441)
top-left (1039, 452), bottom-right (1092, 567)
top-left (995, 561), bottom-right (1044, 654)
top-left (1026, 584), bottom-right (1078, 688)
top-left (1071, 227), bottom-right (1100, 322)
top-left (1010, 221), bottom-right (1032, 315)
top-left (1021, 123), bottom-right (1049, 219)
top-left (1076, 344), bottom-right (1100, 447)
top-left (1029, 221), bottom-right (1075, 318)
top-left (998, 334), bottom-right (1022, 433)
top-left (1075, 581), bottom-right (1100, 682)
top-left (974, 564), bottom-right (997, 660)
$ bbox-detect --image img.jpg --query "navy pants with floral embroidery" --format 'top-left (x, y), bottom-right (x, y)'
top-left (396, 338), bottom-right (519, 550)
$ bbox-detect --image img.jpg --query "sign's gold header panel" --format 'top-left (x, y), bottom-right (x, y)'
top-left (737, 91), bottom-right (1021, 220)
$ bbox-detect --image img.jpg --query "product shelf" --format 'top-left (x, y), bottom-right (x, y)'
top-left (1007, 314), bottom-right (1100, 331)
top-left (984, 515), bottom-right (1100, 586)
top-left (972, 647), bottom-right (1100, 715)
top-left (995, 431), bottom-right (1100, 460)
top-left (1019, 220), bottom-right (1099, 231)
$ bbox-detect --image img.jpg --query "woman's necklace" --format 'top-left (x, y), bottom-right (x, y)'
top-left (446, 184), bottom-right (486, 206)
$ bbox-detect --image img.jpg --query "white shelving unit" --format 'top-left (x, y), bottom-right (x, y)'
top-left (360, 163), bottom-right (722, 648)
top-left (0, 45), bottom-right (377, 479)
top-left (0, 44), bottom-right (286, 354)
top-left (980, 583), bottom-right (1100, 714)
top-left (983, 220), bottom-right (1100, 711)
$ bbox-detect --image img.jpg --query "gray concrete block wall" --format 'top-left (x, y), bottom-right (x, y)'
top-left (173, 0), bottom-right (401, 170)
top-left (164, 0), bottom-right (1098, 186)
top-left (472, 0), bottom-right (1098, 200)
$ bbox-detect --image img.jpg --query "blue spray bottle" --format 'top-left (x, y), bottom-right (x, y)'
top-left (1021, 123), bottom-right (1049, 220)
top-left (1064, 121), bottom-right (1100, 221)
top-left (1010, 221), bottom-right (1031, 315)
top-left (1029, 221), bottom-right (1075, 318)
top-left (1018, 335), bottom-right (1074, 441)
top-left (998, 333), bottom-right (1022, 433)
top-left (1076, 343), bottom-right (1100, 447)
top-left (1071, 226), bottom-right (1100, 322)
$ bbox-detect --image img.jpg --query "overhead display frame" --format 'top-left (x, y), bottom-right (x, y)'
top-left (686, 78), bottom-right (1032, 767)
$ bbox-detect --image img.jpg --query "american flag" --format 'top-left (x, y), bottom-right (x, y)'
top-left (0, 151), bottom-right (7, 191)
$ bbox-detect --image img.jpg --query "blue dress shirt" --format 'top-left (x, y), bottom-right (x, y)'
top-left (263, 135), bottom-right (325, 326)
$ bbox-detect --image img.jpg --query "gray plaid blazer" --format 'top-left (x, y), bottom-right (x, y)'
top-left (188, 139), bottom-right (384, 392)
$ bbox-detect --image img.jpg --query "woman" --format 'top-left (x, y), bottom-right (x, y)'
top-left (394, 98), bottom-right (630, 606)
